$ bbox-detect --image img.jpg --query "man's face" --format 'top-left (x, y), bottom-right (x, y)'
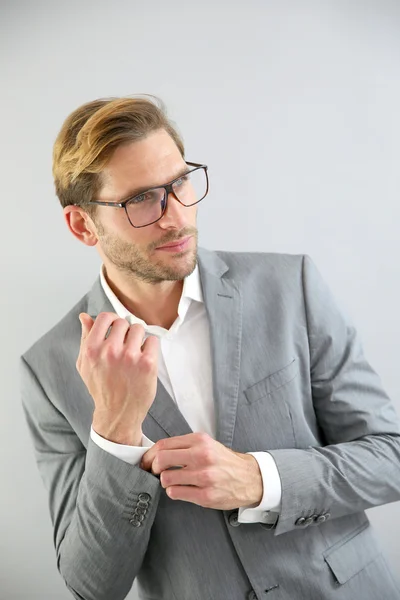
top-left (92, 128), bottom-right (199, 284)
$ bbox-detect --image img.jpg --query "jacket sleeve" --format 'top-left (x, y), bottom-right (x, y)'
top-left (20, 356), bottom-right (161, 600)
top-left (268, 254), bottom-right (400, 536)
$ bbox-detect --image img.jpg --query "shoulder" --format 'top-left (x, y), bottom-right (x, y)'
top-left (21, 285), bottom-right (93, 373)
top-left (207, 248), bottom-right (307, 287)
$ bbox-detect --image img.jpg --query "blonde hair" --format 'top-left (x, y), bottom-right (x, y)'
top-left (52, 95), bottom-right (185, 215)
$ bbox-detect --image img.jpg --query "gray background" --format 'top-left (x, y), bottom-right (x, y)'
top-left (1, 0), bottom-right (399, 598)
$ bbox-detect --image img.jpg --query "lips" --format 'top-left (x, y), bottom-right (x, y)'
top-left (157, 235), bottom-right (191, 249)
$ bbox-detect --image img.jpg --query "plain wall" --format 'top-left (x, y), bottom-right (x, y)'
top-left (1, 1), bottom-right (399, 598)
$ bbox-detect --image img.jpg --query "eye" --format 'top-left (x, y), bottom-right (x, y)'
top-left (130, 192), bottom-right (150, 204)
top-left (174, 174), bottom-right (190, 187)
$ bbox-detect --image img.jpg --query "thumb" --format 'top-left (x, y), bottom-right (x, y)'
top-left (79, 313), bottom-right (94, 339)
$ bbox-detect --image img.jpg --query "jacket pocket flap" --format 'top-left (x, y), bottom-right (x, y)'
top-left (323, 522), bottom-right (380, 585)
top-left (244, 358), bottom-right (298, 404)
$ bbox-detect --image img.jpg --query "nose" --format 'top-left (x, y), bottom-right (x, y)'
top-left (158, 190), bottom-right (189, 229)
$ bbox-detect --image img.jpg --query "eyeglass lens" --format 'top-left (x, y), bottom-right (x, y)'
top-left (126, 168), bottom-right (207, 227)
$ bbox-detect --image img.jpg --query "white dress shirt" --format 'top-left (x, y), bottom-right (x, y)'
top-left (91, 263), bottom-right (282, 523)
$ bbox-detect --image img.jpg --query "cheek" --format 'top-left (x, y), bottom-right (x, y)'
top-left (101, 208), bottom-right (145, 239)
top-left (97, 206), bottom-right (127, 230)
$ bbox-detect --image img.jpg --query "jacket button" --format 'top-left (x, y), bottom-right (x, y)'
top-left (304, 517), bottom-right (314, 526)
top-left (295, 517), bottom-right (306, 526)
top-left (130, 518), bottom-right (142, 527)
top-left (138, 493), bottom-right (151, 502)
top-left (134, 506), bottom-right (147, 516)
top-left (316, 515), bottom-right (327, 524)
top-left (228, 511), bottom-right (240, 527)
top-left (324, 512), bottom-right (331, 520)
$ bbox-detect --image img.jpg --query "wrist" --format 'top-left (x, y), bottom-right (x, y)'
top-left (243, 453), bottom-right (263, 506)
top-left (92, 415), bottom-right (143, 446)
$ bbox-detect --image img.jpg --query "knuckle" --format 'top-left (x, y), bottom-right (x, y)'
top-left (103, 344), bottom-right (119, 361)
top-left (196, 432), bottom-right (210, 445)
top-left (85, 344), bottom-right (98, 361)
top-left (123, 348), bottom-right (137, 363)
top-left (200, 447), bottom-right (214, 466)
top-left (140, 354), bottom-right (156, 371)
top-left (156, 439), bottom-right (166, 450)
top-left (97, 312), bottom-right (111, 320)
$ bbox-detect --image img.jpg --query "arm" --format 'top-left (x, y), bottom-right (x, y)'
top-left (20, 356), bottom-right (161, 600)
top-left (268, 255), bottom-right (400, 536)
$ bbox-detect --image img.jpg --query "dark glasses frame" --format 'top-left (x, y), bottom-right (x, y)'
top-left (76, 161), bottom-right (209, 228)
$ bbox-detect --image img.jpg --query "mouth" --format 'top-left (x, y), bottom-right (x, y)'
top-left (156, 236), bottom-right (192, 252)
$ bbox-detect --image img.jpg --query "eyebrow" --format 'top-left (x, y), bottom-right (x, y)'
top-left (117, 165), bottom-right (191, 204)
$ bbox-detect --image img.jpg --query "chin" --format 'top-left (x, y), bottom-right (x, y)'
top-left (159, 253), bottom-right (196, 278)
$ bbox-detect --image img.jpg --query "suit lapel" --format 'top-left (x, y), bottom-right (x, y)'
top-left (197, 248), bottom-right (243, 448)
top-left (147, 380), bottom-right (192, 438)
top-left (86, 247), bottom-right (243, 448)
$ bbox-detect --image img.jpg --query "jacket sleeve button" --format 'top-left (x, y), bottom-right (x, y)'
top-left (228, 511), bottom-right (241, 527)
top-left (138, 493), bottom-right (151, 502)
top-left (130, 518), bottom-right (142, 527)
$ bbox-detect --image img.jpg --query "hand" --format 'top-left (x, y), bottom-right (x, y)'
top-left (140, 432), bottom-right (263, 510)
top-left (77, 312), bottom-right (159, 445)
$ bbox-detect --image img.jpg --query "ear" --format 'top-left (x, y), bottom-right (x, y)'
top-left (64, 205), bottom-right (98, 247)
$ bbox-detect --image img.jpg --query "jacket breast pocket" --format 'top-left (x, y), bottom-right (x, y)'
top-left (244, 358), bottom-right (299, 404)
top-left (238, 358), bottom-right (299, 450)
top-left (323, 522), bottom-right (381, 585)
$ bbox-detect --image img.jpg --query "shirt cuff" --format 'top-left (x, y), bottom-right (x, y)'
top-left (90, 425), bottom-right (155, 466)
top-left (238, 451), bottom-right (282, 523)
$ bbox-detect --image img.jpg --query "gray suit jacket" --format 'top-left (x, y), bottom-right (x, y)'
top-left (20, 248), bottom-right (400, 600)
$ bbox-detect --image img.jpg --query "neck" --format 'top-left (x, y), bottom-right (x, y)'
top-left (103, 267), bottom-right (184, 329)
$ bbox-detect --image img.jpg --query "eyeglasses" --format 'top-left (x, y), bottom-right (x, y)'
top-left (80, 161), bottom-right (209, 228)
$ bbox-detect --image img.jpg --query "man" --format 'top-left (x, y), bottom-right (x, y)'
top-left (21, 95), bottom-right (400, 600)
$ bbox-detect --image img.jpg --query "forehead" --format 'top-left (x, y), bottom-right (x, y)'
top-left (100, 129), bottom-right (185, 197)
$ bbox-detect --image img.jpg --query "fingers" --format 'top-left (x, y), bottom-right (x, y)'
top-left (156, 433), bottom-right (210, 452)
top-left (166, 485), bottom-right (208, 505)
top-left (79, 313), bottom-right (94, 340)
top-left (83, 312), bottom-right (121, 346)
top-left (141, 433), bottom-right (208, 470)
top-left (151, 449), bottom-right (190, 474)
top-left (105, 317), bottom-right (130, 344)
top-left (125, 323), bottom-right (148, 352)
top-left (141, 333), bottom-right (160, 356)
top-left (79, 312), bottom-right (160, 359)
top-left (160, 468), bottom-right (201, 488)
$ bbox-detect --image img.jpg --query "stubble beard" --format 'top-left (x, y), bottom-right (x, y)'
top-left (97, 225), bottom-right (199, 284)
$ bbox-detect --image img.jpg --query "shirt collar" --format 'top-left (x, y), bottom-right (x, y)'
top-left (181, 262), bottom-right (203, 304)
top-left (99, 262), bottom-right (203, 333)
